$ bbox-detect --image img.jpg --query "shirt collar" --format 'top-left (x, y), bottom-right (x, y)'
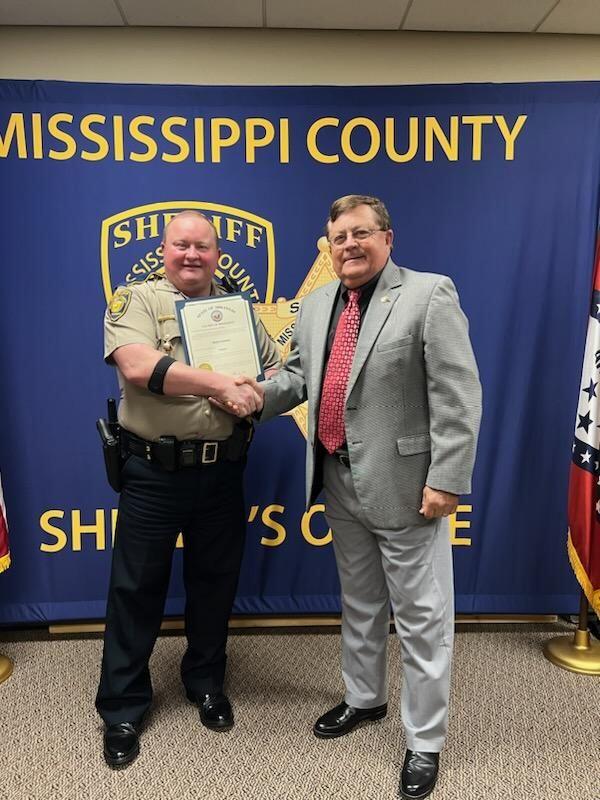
top-left (340, 268), bottom-right (384, 303)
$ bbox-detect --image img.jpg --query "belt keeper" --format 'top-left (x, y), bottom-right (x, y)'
top-left (180, 444), bottom-right (197, 467)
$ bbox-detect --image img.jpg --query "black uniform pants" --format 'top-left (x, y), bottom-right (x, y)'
top-left (95, 453), bottom-right (246, 726)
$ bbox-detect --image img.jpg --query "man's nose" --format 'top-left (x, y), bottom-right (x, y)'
top-left (185, 245), bottom-right (200, 258)
top-left (344, 233), bottom-right (361, 248)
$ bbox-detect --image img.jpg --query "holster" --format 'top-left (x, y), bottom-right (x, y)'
top-left (96, 399), bottom-right (123, 492)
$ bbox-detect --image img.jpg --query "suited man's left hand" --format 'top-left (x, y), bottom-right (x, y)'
top-left (419, 487), bottom-right (458, 519)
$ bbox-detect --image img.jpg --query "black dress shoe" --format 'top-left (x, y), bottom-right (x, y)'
top-left (313, 700), bottom-right (387, 738)
top-left (103, 722), bottom-right (140, 769)
top-left (187, 691), bottom-right (233, 730)
top-left (399, 750), bottom-right (440, 799)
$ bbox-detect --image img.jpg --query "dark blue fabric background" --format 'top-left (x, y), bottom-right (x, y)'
top-left (0, 79), bottom-right (597, 622)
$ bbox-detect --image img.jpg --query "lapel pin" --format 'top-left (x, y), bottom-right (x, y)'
top-left (381, 295), bottom-right (391, 303)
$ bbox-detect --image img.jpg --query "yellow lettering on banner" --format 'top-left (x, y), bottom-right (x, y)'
top-left (72, 509), bottom-right (106, 551)
top-left (31, 113), bottom-right (43, 159)
top-left (40, 510), bottom-right (67, 553)
top-left (113, 220), bottom-right (132, 249)
top-left (129, 247), bottom-right (162, 279)
top-left (246, 118), bottom-right (275, 163)
top-left (280, 118), bottom-right (290, 163)
top-left (449, 504), bottom-right (472, 546)
top-left (306, 117), bottom-right (339, 164)
top-left (162, 212), bottom-right (178, 229)
top-left (425, 116), bottom-right (459, 162)
top-left (162, 116), bottom-right (190, 163)
top-left (385, 117), bottom-right (419, 163)
top-left (111, 508), bottom-right (118, 546)
top-left (226, 217), bottom-right (243, 243)
top-left (81, 114), bottom-right (110, 161)
top-left (301, 504), bottom-right (332, 546)
top-left (212, 215), bottom-right (223, 239)
top-left (0, 112), bottom-right (27, 158)
top-left (462, 115), bottom-right (493, 161)
top-left (135, 214), bottom-right (161, 242)
top-left (211, 118), bottom-right (241, 163)
top-left (194, 117), bottom-right (205, 163)
top-left (113, 115), bottom-right (125, 161)
top-left (246, 224), bottom-right (263, 249)
top-left (341, 117), bottom-right (380, 164)
top-left (135, 213), bottom-right (160, 242)
top-left (260, 505), bottom-right (286, 546)
top-left (144, 249), bottom-right (161, 269)
top-left (219, 252), bottom-right (233, 270)
top-left (48, 113), bottom-right (76, 160)
top-left (129, 115), bottom-right (158, 162)
top-left (495, 114), bottom-right (527, 160)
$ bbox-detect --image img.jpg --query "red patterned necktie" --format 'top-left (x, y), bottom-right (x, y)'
top-left (318, 288), bottom-right (362, 454)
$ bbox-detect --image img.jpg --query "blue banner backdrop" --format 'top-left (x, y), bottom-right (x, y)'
top-left (0, 79), bottom-right (597, 623)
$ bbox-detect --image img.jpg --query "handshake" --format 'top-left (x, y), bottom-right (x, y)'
top-left (209, 371), bottom-right (275, 418)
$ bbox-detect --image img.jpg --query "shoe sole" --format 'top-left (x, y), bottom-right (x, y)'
top-left (398, 778), bottom-right (438, 800)
top-left (313, 710), bottom-right (387, 739)
top-left (103, 742), bottom-right (140, 769)
top-left (200, 718), bottom-right (234, 731)
top-left (398, 787), bottom-right (436, 800)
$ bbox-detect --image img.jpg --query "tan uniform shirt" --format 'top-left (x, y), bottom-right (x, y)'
top-left (104, 275), bottom-right (280, 441)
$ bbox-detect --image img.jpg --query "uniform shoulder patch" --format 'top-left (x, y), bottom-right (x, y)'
top-left (107, 288), bottom-right (132, 321)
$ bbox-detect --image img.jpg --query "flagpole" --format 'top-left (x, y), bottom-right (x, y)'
top-left (543, 590), bottom-right (600, 674)
top-left (0, 654), bottom-right (12, 684)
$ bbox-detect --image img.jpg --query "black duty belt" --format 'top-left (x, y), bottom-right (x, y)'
top-left (121, 424), bottom-right (253, 471)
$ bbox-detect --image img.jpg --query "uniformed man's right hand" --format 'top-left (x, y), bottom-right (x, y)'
top-left (211, 375), bottom-right (263, 417)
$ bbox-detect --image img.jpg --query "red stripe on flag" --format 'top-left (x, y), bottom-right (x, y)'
top-left (568, 463), bottom-right (600, 589)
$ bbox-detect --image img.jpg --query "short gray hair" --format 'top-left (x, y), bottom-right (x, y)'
top-left (162, 210), bottom-right (220, 246)
top-left (327, 195), bottom-right (392, 231)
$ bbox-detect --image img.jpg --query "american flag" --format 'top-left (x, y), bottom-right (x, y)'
top-left (0, 473), bottom-right (9, 573)
top-left (568, 247), bottom-right (600, 615)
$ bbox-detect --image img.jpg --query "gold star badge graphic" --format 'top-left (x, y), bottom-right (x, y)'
top-left (255, 237), bottom-right (337, 439)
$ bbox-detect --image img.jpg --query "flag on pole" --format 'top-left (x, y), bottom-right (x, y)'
top-left (568, 245), bottom-right (600, 615)
top-left (0, 473), bottom-right (9, 573)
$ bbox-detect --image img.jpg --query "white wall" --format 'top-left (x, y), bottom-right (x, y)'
top-left (2, 26), bottom-right (600, 85)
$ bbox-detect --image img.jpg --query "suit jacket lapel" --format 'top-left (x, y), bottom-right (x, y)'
top-left (346, 260), bottom-right (403, 399)
top-left (309, 280), bottom-right (339, 412)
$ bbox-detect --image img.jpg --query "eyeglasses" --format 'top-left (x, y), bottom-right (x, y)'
top-left (328, 228), bottom-right (385, 248)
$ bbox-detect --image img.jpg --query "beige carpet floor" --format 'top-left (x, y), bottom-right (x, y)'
top-left (0, 624), bottom-right (598, 800)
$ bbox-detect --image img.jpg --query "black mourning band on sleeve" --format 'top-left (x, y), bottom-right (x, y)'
top-left (147, 356), bottom-right (177, 395)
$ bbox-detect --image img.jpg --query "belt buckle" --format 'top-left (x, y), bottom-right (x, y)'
top-left (201, 441), bottom-right (218, 464)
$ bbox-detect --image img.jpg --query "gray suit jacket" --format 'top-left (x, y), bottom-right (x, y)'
top-left (261, 259), bottom-right (482, 529)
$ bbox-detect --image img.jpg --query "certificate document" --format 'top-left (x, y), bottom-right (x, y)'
top-left (175, 293), bottom-right (264, 380)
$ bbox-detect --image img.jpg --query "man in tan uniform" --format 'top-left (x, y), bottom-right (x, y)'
top-left (96, 211), bottom-right (279, 768)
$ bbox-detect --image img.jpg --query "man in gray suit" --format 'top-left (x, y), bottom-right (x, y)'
top-left (232, 195), bottom-right (481, 799)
